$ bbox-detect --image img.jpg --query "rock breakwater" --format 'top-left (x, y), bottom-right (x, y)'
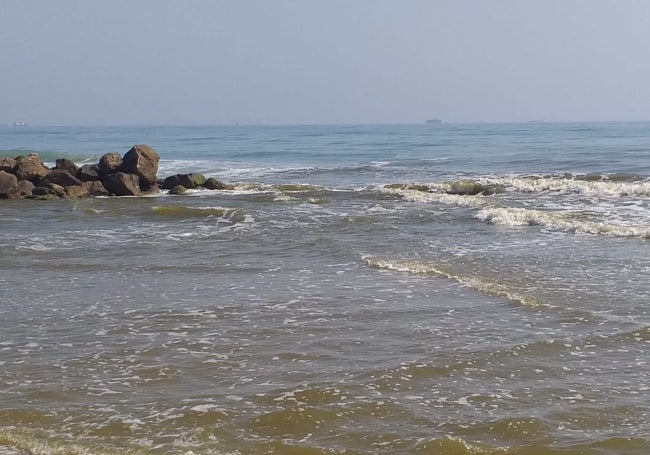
top-left (0, 144), bottom-right (232, 199)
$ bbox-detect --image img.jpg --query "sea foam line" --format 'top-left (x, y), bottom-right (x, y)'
top-left (363, 256), bottom-right (550, 309)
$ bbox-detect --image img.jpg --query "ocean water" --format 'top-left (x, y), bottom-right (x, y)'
top-left (0, 122), bottom-right (649, 454)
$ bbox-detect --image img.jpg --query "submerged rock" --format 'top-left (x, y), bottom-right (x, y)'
top-left (385, 183), bottom-right (431, 192)
top-left (447, 180), bottom-right (503, 196)
top-left (162, 173), bottom-right (206, 190)
top-left (169, 184), bottom-right (187, 195)
top-left (203, 177), bottom-right (234, 190)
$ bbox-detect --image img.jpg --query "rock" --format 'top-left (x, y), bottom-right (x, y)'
top-left (14, 153), bottom-right (50, 183)
top-left (101, 172), bottom-right (141, 196)
top-left (384, 183), bottom-right (431, 192)
top-left (39, 169), bottom-right (82, 187)
top-left (162, 173), bottom-right (206, 190)
top-left (169, 185), bottom-right (187, 195)
top-left (0, 157), bottom-right (17, 172)
top-left (0, 170), bottom-right (19, 197)
top-left (77, 164), bottom-right (101, 182)
top-left (29, 193), bottom-right (59, 201)
top-left (98, 152), bottom-right (123, 176)
top-left (9, 179), bottom-right (34, 198)
top-left (65, 181), bottom-right (109, 198)
top-left (32, 186), bottom-right (58, 196)
top-left (55, 158), bottom-right (79, 175)
top-left (121, 144), bottom-right (159, 190)
top-left (47, 183), bottom-right (67, 197)
top-left (447, 180), bottom-right (503, 196)
top-left (203, 177), bottom-right (234, 190)
top-left (189, 173), bottom-right (206, 187)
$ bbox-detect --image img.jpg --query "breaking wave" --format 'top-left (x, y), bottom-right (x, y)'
top-left (492, 174), bottom-right (650, 197)
top-left (476, 206), bottom-right (650, 239)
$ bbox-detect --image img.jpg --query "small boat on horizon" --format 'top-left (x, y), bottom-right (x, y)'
top-left (425, 119), bottom-right (442, 124)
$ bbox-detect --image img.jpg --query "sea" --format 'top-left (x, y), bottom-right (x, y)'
top-left (0, 122), bottom-right (648, 454)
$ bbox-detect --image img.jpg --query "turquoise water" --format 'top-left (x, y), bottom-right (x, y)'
top-left (0, 122), bottom-right (649, 454)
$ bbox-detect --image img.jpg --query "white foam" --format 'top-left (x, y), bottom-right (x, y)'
top-left (476, 206), bottom-right (650, 239)
top-left (382, 187), bottom-right (490, 208)
top-left (493, 176), bottom-right (650, 197)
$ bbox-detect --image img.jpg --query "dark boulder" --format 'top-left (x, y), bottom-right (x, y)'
top-left (0, 170), bottom-right (19, 197)
top-left (14, 153), bottom-right (50, 183)
top-left (32, 186), bottom-right (58, 196)
top-left (65, 181), bottom-right (110, 198)
top-left (77, 164), bottom-right (101, 182)
top-left (162, 173), bottom-right (206, 190)
top-left (0, 157), bottom-right (17, 172)
top-left (54, 158), bottom-right (79, 175)
top-left (98, 152), bottom-right (123, 176)
top-left (121, 144), bottom-right (159, 190)
top-left (203, 177), bottom-right (234, 190)
top-left (101, 172), bottom-right (141, 196)
top-left (39, 169), bottom-right (82, 187)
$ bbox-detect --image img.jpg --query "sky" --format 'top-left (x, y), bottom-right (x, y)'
top-left (2, 0), bottom-right (650, 125)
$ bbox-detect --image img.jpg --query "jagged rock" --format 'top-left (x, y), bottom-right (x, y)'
top-left (0, 157), bottom-right (16, 172)
top-left (98, 152), bottom-right (123, 176)
top-left (14, 153), bottom-right (50, 183)
top-left (162, 173), bottom-right (206, 190)
top-left (0, 171), bottom-right (19, 197)
top-left (203, 177), bottom-right (234, 190)
top-left (65, 181), bottom-right (109, 198)
top-left (39, 169), bottom-right (82, 187)
top-left (55, 158), bottom-right (79, 175)
top-left (77, 164), bottom-right (101, 182)
top-left (121, 144), bottom-right (159, 190)
top-left (101, 172), bottom-right (141, 196)
top-left (169, 185), bottom-right (187, 195)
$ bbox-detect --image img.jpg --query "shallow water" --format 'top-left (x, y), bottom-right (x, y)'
top-left (0, 123), bottom-right (649, 454)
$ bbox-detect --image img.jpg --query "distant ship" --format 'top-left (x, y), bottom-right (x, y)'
top-left (13, 122), bottom-right (28, 127)
top-left (425, 119), bottom-right (442, 124)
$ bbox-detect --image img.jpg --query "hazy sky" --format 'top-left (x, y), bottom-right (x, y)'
top-left (2, 0), bottom-right (650, 125)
